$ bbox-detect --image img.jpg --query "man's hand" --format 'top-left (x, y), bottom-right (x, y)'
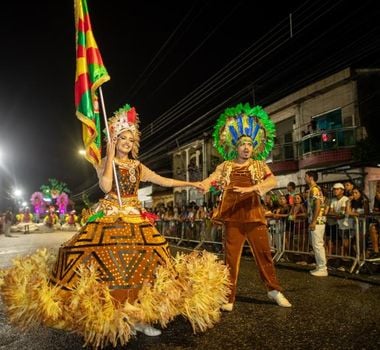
top-left (232, 186), bottom-right (256, 194)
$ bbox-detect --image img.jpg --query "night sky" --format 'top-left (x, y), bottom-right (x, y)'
top-left (0, 0), bottom-right (379, 209)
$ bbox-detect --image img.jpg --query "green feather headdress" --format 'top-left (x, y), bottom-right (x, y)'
top-left (212, 103), bottom-right (275, 161)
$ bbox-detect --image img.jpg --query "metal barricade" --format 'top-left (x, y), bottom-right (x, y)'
top-left (158, 214), bottom-right (379, 275)
top-left (357, 214), bottom-right (380, 273)
top-left (274, 215), bottom-right (362, 273)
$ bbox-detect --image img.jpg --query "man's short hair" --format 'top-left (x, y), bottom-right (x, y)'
top-left (306, 170), bottom-right (318, 182)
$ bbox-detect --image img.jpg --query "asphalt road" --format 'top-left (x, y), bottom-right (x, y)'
top-left (1, 231), bottom-right (380, 350)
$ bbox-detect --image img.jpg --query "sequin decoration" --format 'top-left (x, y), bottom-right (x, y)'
top-left (51, 217), bottom-right (171, 303)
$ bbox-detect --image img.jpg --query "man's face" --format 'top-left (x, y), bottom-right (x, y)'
top-left (333, 188), bottom-right (344, 198)
top-left (304, 174), bottom-right (311, 185)
top-left (236, 137), bottom-right (253, 160)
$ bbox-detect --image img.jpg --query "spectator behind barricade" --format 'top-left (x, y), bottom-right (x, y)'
top-left (287, 193), bottom-right (308, 257)
top-left (288, 193), bottom-right (307, 222)
top-left (346, 187), bottom-right (369, 257)
top-left (344, 180), bottom-right (355, 200)
top-left (346, 187), bottom-right (369, 217)
top-left (325, 183), bottom-right (349, 257)
top-left (163, 207), bottom-right (174, 221)
top-left (368, 187), bottom-right (380, 259)
top-left (272, 195), bottom-right (290, 251)
top-left (373, 185), bottom-right (380, 214)
top-left (286, 182), bottom-right (296, 206)
top-left (263, 193), bottom-right (276, 216)
top-left (173, 206), bottom-right (181, 220)
top-left (368, 222), bottom-right (379, 259)
top-left (162, 207), bottom-right (176, 237)
top-left (301, 186), bottom-right (310, 209)
top-left (272, 195), bottom-right (290, 219)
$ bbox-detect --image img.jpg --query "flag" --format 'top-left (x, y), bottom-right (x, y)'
top-left (74, 0), bottom-right (110, 166)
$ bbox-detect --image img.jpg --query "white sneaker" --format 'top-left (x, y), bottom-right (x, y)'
top-left (134, 323), bottom-right (162, 336)
top-left (309, 269), bottom-right (328, 277)
top-left (221, 303), bottom-right (234, 312)
top-left (267, 290), bottom-right (292, 308)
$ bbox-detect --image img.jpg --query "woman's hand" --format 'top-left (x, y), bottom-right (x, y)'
top-left (106, 135), bottom-right (117, 160)
top-left (191, 182), bottom-right (206, 191)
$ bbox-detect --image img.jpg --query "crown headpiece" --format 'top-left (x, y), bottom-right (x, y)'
top-left (213, 103), bottom-right (275, 161)
top-left (105, 104), bottom-right (140, 158)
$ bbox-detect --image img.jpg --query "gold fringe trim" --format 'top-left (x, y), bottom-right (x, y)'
top-left (0, 249), bottom-right (230, 349)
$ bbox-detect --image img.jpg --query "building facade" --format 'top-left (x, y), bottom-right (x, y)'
top-left (146, 67), bottom-right (380, 209)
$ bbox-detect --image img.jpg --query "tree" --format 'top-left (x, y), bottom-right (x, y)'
top-left (40, 178), bottom-right (71, 201)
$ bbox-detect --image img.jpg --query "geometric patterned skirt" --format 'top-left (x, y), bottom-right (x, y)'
top-left (51, 215), bottom-right (171, 303)
top-left (0, 213), bottom-right (230, 349)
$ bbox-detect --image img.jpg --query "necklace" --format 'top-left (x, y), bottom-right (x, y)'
top-left (114, 158), bottom-right (137, 183)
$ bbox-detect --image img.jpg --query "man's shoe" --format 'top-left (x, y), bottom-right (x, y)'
top-left (134, 323), bottom-right (161, 336)
top-left (309, 269), bottom-right (328, 277)
top-left (267, 290), bottom-right (292, 308)
top-left (221, 303), bottom-right (234, 312)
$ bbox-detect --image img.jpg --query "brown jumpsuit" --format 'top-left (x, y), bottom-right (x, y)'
top-left (212, 162), bottom-right (282, 303)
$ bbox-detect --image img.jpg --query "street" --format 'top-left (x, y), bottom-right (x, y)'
top-left (1, 231), bottom-right (380, 350)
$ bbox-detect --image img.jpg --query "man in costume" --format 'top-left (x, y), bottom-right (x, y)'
top-left (0, 104), bottom-right (230, 348)
top-left (200, 103), bottom-right (292, 311)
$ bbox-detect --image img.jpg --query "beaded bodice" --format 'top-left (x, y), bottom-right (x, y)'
top-left (111, 161), bottom-right (141, 196)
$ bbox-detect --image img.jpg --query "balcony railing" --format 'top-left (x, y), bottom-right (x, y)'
top-left (271, 126), bottom-right (358, 162)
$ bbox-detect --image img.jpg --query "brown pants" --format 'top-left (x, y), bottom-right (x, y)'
top-left (225, 222), bottom-right (282, 303)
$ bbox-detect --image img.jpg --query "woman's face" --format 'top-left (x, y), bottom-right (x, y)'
top-left (352, 189), bottom-right (361, 200)
top-left (294, 194), bottom-right (302, 203)
top-left (279, 196), bottom-right (287, 205)
top-left (116, 130), bottom-right (134, 156)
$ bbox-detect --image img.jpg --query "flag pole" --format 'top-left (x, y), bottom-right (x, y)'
top-left (98, 87), bottom-right (122, 207)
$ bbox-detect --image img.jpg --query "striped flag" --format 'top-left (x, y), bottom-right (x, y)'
top-left (74, 0), bottom-right (110, 166)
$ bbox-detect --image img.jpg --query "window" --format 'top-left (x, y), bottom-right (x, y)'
top-left (312, 108), bottom-right (342, 131)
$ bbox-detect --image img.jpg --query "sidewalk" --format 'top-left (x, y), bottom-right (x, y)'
top-left (0, 231), bottom-right (75, 268)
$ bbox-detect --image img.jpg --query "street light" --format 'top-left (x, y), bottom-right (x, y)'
top-left (78, 149), bottom-right (86, 156)
top-left (13, 188), bottom-right (22, 198)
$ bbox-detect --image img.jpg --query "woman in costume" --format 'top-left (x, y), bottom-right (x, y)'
top-left (0, 104), bottom-right (229, 349)
top-left (61, 210), bottom-right (81, 231)
top-left (11, 207), bottom-right (39, 233)
top-left (41, 205), bottom-right (61, 232)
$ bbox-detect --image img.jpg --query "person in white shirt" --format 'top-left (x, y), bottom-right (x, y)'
top-left (325, 183), bottom-right (349, 256)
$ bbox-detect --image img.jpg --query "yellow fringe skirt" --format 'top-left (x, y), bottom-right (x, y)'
top-left (0, 215), bottom-right (230, 349)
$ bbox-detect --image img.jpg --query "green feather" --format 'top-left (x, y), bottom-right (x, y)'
top-left (213, 103), bottom-right (276, 160)
top-left (86, 211), bottom-right (105, 223)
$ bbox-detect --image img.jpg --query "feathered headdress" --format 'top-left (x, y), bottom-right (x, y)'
top-left (105, 104), bottom-right (140, 158)
top-left (212, 103), bottom-right (275, 160)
